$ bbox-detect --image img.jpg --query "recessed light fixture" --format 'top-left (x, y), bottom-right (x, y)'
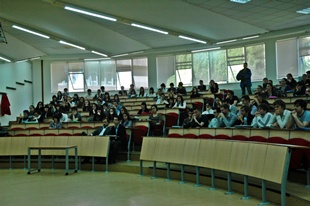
top-left (12, 25), bottom-right (50, 39)
top-left (242, 35), bottom-right (259, 40)
top-left (178, 35), bottom-right (206, 44)
top-left (191, 47), bottom-right (221, 53)
top-left (15, 59), bottom-right (28, 63)
top-left (0, 56), bottom-right (11, 62)
top-left (130, 51), bottom-right (145, 55)
top-left (64, 6), bottom-right (117, 21)
top-left (131, 23), bottom-right (168, 35)
top-left (91, 51), bottom-right (108, 57)
top-left (59, 40), bottom-right (85, 50)
top-left (30, 57), bottom-right (41, 60)
top-left (297, 8), bottom-right (310, 15)
top-left (230, 0), bottom-right (251, 4)
top-left (216, 39), bottom-right (237, 44)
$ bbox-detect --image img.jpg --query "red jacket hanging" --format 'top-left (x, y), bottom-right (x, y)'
top-left (1, 94), bottom-right (11, 116)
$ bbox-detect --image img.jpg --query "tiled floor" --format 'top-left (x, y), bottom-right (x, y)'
top-left (0, 169), bottom-right (276, 206)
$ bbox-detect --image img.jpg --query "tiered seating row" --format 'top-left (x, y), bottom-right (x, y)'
top-left (140, 137), bottom-right (297, 206)
top-left (0, 136), bottom-right (110, 172)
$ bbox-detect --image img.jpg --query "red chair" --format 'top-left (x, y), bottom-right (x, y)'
top-left (214, 134), bottom-right (230, 140)
top-left (165, 113), bottom-right (179, 128)
top-left (132, 125), bottom-right (149, 145)
top-left (182, 134), bottom-right (197, 139)
top-left (197, 134), bottom-right (213, 139)
top-left (192, 102), bottom-right (203, 110)
top-left (266, 137), bottom-right (287, 144)
top-left (231, 135), bottom-right (248, 141)
top-left (167, 133), bottom-right (182, 138)
top-left (248, 135), bottom-right (266, 142)
top-left (287, 138), bottom-right (309, 170)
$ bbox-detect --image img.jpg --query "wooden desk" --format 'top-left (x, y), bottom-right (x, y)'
top-left (27, 145), bottom-right (78, 175)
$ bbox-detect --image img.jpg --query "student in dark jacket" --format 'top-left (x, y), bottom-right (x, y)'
top-left (110, 116), bottom-right (127, 163)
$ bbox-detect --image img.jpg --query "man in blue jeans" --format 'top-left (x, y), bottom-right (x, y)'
top-left (236, 62), bottom-right (252, 95)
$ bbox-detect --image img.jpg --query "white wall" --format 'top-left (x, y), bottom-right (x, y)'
top-left (0, 62), bottom-right (33, 126)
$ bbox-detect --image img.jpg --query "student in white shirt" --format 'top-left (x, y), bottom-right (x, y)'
top-left (268, 100), bottom-right (290, 129)
top-left (251, 103), bottom-right (273, 128)
top-left (173, 95), bottom-right (187, 109)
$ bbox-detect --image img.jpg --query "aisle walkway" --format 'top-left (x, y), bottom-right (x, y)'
top-left (0, 169), bottom-right (273, 206)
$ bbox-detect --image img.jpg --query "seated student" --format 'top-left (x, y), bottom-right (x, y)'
top-left (19, 110), bottom-right (30, 123)
top-left (190, 87), bottom-right (200, 98)
top-left (29, 110), bottom-right (44, 123)
top-left (209, 80), bottom-right (219, 94)
top-left (107, 108), bottom-right (117, 123)
top-left (202, 103), bottom-right (214, 115)
top-left (90, 118), bottom-right (111, 136)
top-left (85, 89), bottom-right (92, 99)
top-left (137, 102), bottom-right (150, 115)
top-left (166, 97), bottom-right (175, 108)
top-left (277, 78), bottom-right (291, 97)
top-left (286, 99), bottom-right (310, 129)
top-left (50, 95), bottom-right (58, 105)
top-left (49, 115), bottom-right (62, 129)
top-left (93, 89), bottom-right (103, 100)
top-left (222, 99), bottom-right (238, 115)
top-left (251, 103), bottom-right (273, 128)
top-left (255, 85), bottom-right (264, 94)
top-left (83, 100), bottom-right (92, 112)
top-left (93, 107), bottom-right (106, 122)
top-left (286, 73), bottom-right (297, 89)
top-left (61, 95), bottom-right (71, 112)
top-left (225, 90), bottom-right (239, 106)
top-left (56, 91), bottom-right (63, 102)
top-left (293, 81), bottom-right (306, 96)
top-left (156, 93), bottom-right (169, 105)
top-left (176, 82), bottom-right (186, 95)
top-left (160, 83), bottom-right (167, 93)
top-left (198, 80), bottom-right (207, 92)
top-left (118, 86), bottom-right (127, 96)
top-left (29, 105), bottom-right (35, 119)
top-left (121, 113), bottom-right (132, 128)
top-left (234, 105), bottom-right (254, 126)
top-left (190, 107), bottom-right (207, 128)
top-left (147, 87), bottom-right (156, 98)
top-left (110, 117), bottom-right (127, 163)
top-left (42, 105), bottom-right (53, 118)
top-left (238, 95), bottom-right (257, 116)
top-left (102, 92), bottom-right (111, 105)
top-left (35, 101), bottom-right (44, 113)
top-left (252, 92), bottom-right (270, 107)
top-left (263, 83), bottom-right (277, 98)
top-left (208, 107), bottom-right (220, 128)
top-left (71, 93), bottom-right (80, 107)
top-left (173, 95), bottom-right (187, 109)
top-left (56, 112), bottom-right (69, 123)
top-left (262, 77), bottom-right (268, 90)
top-left (167, 82), bottom-right (176, 94)
top-left (268, 100), bottom-right (290, 129)
top-left (218, 104), bottom-right (237, 127)
top-left (128, 84), bottom-right (136, 98)
top-left (68, 107), bottom-right (82, 122)
top-left (183, 108), bottom-right (194, 128)
top-left (118, 106), bottom-right (129, 120)
top-left (149, 105), bottom-right (163, 136)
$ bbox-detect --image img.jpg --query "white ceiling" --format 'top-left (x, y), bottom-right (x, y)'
top-left (0, 0), bottom-right (310, 62)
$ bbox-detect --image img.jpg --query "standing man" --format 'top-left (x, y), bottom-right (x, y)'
top-left (236, 62), bottom-right (252, 95)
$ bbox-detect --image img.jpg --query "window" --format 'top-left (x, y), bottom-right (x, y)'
top-left (227, 48), bottom-right (245, 83)
top-left (210, 50), bottom-right (227, 83)
top-left (276, 38), bottom-right (298, 79)
top-left (156, 55), bottom-right (175, 87)
top-left (245, 44), bottom-right (266, 81)
top-left (51, 57), bottom-right (147, 93)
top-left (175, 54), bottom-right (192, 86)
top-left (299, 36), bottom-right (310, 75)
top-left (193, 52), bottom-right (209, 86)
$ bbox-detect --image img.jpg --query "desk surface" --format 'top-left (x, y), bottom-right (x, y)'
top-left (28, 145), bottom-right (77, 149)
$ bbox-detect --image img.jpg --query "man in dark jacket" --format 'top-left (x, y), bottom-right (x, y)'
top-left (236, 62), bottom-right (252, 95)
top-left (110, 116), bottom-right (127, 163)
top-left (90, 118), bottom-right (111, 136)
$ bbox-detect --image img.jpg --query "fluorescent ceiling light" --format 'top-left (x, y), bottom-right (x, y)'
top-left (30, 57), bottom-right (40, 60)
top-left (64, 6), bottom-right (117, 21)
top-left (130, 51), bottom-right (145, 55)
top-left (242, 35), bottom-right (259, 40)
top-left (297, 8), bottom-right (310, 14)
top-left (92, 51), bottom-right (108, 57)
top-left (191, 47), bottom-right (221, 53)
top-left (131, 23), bottom-right (168, 35)
top-left (0, 56), bottom-right (11, 62)
top-left (111, 53), bottom-right (129, 58)
top-left (59, 40), bottom-right (85, 50)
top-left (216, 39), bottom-right (237, 44)
top-left (15, 59), bottom-right (28, 63)
top-left (12, 25), bottom-right (50, 39)
top-left (84, 58), bottom-right (111, 61)
top-left (178, 35), bottom-right (206, 44)
top-left (230, 0), bottom-right (251, 4)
